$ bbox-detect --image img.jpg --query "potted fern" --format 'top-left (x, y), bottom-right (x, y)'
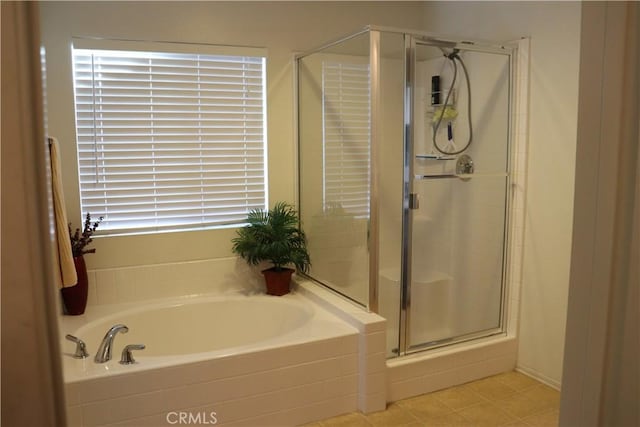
top-left (232, 202), bottom-right (310, 296)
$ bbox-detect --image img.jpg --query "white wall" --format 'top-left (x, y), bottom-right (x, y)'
top-left (39, 1), bottom-right (427, 273)
top-left (422, 1), bottom-right (582, 387)
top-left (1, 2), bottom-right (66, 424)
top-left (40, 1), bottom-right (581, 387)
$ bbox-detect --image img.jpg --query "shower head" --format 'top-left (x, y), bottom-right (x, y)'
top-left (445, 48), bottom-right (461, 60)
top-left (418, 37), bottom-right (460, 59)
top-left (436, 46), bottom-right (460, 60)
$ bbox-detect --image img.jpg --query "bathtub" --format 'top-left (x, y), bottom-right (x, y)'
top-left (71, 294), bottom-right (314, 360)
top-left (60, 288), bottom-right (382, 426)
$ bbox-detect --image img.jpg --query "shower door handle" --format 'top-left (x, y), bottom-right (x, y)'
top-left (415, 172), bottom-right (508, 180)
top-left (415, 174), bottom-right (459, 180)
top-left (409, 193), bottom-right (419, 210)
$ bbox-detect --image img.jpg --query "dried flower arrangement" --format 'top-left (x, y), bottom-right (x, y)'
top-left (69, 212), bottom-right (103, 257)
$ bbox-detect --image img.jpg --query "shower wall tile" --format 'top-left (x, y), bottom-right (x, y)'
top-left (296, 282), bottom-right (387, 413)
top-left (510, 267), bottom-right (523, 301)
top-left (358, 329), bottom-right (387, 412)
top-left (360, 370), bottom-right (385, 397)
top-left (86, 271), bottom-right (98, 307)
top-left (81, 390), bottom-right (166, 426)
top-left (364, 332), bottom-right (386, 356)
top-left (116, 268), bottom-right (140, 302)
top-left (149, 263), bottom-right (179, 298)
top-left (508, 296), bottom-right (521, 332)
top-left (453, 338), bottom-right (517, 366)
top-left (387, 337), bottom-right (518, 402)
top-left (94, 270), bottom-right (118, 305)
top-left (388, 368), bottom-right (459, 401)
top-left (455, 354), bottom-right (516, 385)
top-left (74, 376), bottom-right (127, 405)
top-left (78, 369), bottom-right (170, 405)
top-left (365, 352), bottom-right (386, 375)
top-left (339, 353), bottom-right (359, 376)
top-left (66, 405), bottom-right (83, 427)
top-left (388, 352), bottom-right (456, 382)
top-left (359, 391), bottom-right (385, 414)
top-left (109, 413), bottom-right (167, 427)
top-left (65, 382), bottom-right (81, 406)
top-left (195, 379), bottom-right (337, 424)
top-left (241, 375), bottom-right (353, 422)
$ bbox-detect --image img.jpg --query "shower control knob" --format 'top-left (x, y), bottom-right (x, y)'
top-left (409, 193), bottom-right (420, 210)
top-left (456, 154), bottom-right (474, 176)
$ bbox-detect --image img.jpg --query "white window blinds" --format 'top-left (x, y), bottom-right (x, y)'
top-left (72, 45), bottom-right (267, 233)
top-left (322, 61), bottom-right (371, 218)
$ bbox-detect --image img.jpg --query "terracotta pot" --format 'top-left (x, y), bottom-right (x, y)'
top-left (61, 255), bottom-right (89, 315)
top-left (261, 267), bottom-right (295, 296)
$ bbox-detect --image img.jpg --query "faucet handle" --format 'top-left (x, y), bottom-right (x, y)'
top-left (65, 334), bottom-right (89, 359)
top-left (119, 344), bottom-right (145, 365)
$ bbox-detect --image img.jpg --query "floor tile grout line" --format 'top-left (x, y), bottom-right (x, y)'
top-left (450, 399), bottom-right (521, 423)
top-left (312, 371), bottom-right (560, 427)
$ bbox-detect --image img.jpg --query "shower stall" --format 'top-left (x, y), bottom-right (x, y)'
top-left (296, 26), bottom-right (516, 359)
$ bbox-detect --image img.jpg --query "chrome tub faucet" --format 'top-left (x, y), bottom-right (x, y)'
top-left (95, 324), bottom-right (128, 363)
top-left (65, 334), bottom-right (89, 359)
top-left (120, 344), bottom-right (146, 365)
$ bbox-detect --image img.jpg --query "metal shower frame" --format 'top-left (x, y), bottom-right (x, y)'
top-left (295, 25), bottom-right (518, 357)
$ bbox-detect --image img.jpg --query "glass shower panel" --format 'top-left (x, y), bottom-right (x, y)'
top-left (298, 32), bottom-right (371, 306)
top-left (407, 43), bottom-right (510, 350)
top-left (375, 31), bottom-right (406, 357)
top-left (409, 176), bottom-right (508, 346)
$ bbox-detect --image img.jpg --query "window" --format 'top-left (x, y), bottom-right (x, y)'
top-left (322, 61), bottom-right (370, 218)
top-left (72, 41), bottom-right (267, 233)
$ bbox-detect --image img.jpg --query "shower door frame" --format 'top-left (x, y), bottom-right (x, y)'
top-left (294, 26), bottom-right (518, 357)
top-left (399, 33), bottom-right (517, 356)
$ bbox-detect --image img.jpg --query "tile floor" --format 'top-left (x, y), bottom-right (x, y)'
top-left (307, 371), bottom-right (560, 427)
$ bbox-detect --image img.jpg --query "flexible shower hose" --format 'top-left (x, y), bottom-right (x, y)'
top-left (432, 50), bottom-right (473, 155)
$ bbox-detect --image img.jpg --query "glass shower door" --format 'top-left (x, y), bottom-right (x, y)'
top-left (404, 40), bottom-right (511, 352)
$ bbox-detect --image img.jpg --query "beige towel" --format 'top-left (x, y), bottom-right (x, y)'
top-left (49, 137), bottom-right (77, 288)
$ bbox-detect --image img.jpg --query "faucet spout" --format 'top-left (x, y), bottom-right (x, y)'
top-left (94, 324), bottom-right (128, 363)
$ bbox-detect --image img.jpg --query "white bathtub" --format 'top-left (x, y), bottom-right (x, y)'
top-left (60, 289), bottom-right (378, 426)
top-left (73, 295), bottom-right (314, 358)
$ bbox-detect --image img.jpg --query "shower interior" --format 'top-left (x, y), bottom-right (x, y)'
top-left (296, 26), bottom-right (514, 358)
